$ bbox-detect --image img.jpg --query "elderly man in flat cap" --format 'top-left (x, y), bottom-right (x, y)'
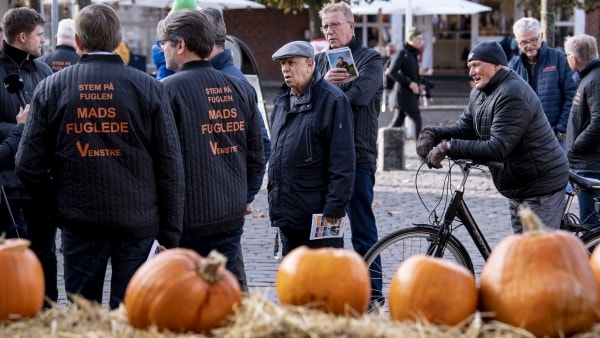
top-left (268, 40), bottom-right (355, 255)
top-left (416, 40), bottom-right (569, 234)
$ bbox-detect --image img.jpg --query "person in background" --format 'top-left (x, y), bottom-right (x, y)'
top-left (564, 34), bottom-right (600, 225)
top-left (158, 9), bottom-right (264, 274)
top-left (269, 40), bottom-right (355, 255)
top-left (314, 1), bottom-right (383, 307)
top-left (499, 33), bottom-right (515, 60)
top-left (508, 17), bottom-right (576, 150)
top-left (38, 18), bottom-right (80, 72)
top-left (15, 4), bottom-right (185, 310)
top-left (114, 40), bottom-right (131, 65)
top-left (417, 41), bottom-right (569, 234)
top-left (0, 7), bottom-right (55, 306)
top-left (152, 0), bottom-right (197, 80)
top-left (382, 42), bottom-right (396, 112)
top-left (201, 6), bottom-right (270, 292)
top-left (387, 26), bottom-right (424, 138)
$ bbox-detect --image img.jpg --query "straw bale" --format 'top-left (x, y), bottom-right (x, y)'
top-left (1, 293), bottom-right (600, 337)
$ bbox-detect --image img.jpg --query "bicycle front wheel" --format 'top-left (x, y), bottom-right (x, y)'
top-left (580, 228), bottom-right (600, 253)
top-left (364, 227), bottom-right (473, 309)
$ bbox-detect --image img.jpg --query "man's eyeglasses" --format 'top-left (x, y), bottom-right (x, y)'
top-left (320, 22), bottom-right (350, 33)
top-left (518, 34), bottom-right (541, 48)
top-left (157, 39), bottom-right (172, 50)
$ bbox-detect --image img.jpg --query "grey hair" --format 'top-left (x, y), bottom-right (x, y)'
top-left (160, 9), bottom-right (215, 59)
top-left (565, 34), bottom-right (599, 63)
top-left (319, 2), bottom-right (354, 22)
top-left (202, 8), bottom-right (227, 47)
top-left (512, 17), bottom-right (541, 37)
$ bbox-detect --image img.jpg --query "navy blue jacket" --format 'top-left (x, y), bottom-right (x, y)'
top-left (424, 68), bottom-right (568, 199)
top-left (162, 60), bottom-right (264, 239)
top-left (210, 49), bottom-right (270, 203)
top-left (567, 59), bottom-right (600, 170)
top-left (315, 37), bottom-right (382, 170)
top-left (268, 71), bottom-right (355, 229)
top-left (37, 45), bottom-right (80, 72)
top-left (508, 42), bottom-right (577, 134)
top-left (16, 54), bottom-right (184, 248)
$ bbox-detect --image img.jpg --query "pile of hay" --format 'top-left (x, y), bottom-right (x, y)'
top-left (1, 292), bottom-right (599, 337)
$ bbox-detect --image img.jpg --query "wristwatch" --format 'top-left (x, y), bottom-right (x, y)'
top-left (556, 132), bottom-right (566, 141)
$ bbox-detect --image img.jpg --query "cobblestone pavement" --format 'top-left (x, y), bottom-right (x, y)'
top-left (56, 102), bottom-right (520, 308)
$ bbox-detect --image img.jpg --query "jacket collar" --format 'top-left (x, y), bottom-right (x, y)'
top-left (2, 41), bottom-right (36, 70)
top-left (179, 59), bottom-right (212, 71)
top-left (274, 69), bottom-right (323, 111)
top-left (480, 67), bottom-right (510, 95)
top-left (79, 53), bottom-right (123, 64)
top-left (518, 41), bottom-right (548, 65)
top-left (575, 58), bottom-right (600, 82)
top-left (345, 37), bottom-right (363, 53)
top-left (210, 49), bottom-right (235, 70)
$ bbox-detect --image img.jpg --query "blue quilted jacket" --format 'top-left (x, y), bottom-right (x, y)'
top-left (508, 42), bottom-right (577, 133)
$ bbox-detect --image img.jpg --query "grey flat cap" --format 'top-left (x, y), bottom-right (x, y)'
top-left (272, 41), bottom-right (315, 60)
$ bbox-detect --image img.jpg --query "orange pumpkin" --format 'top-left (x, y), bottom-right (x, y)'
top-left (589, 245), bottom-right (600, 304)
top-left (0, 236), bottom-right (44, 320)
top-left (124, 249), bottom-right (241, 334)
top-left (275, 246), bottom-right (371, 315)
top-left (479, 207), bottom-right (600, 337)
top-left (388, 254), bottom-right (477, 325)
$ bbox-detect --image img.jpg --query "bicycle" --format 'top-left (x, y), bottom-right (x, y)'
top-left (364, 159), bottom-right (600, 306)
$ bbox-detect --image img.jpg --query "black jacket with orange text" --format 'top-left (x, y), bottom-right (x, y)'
top-left (162, 60), bottom-right (264, 239)
top-left (15, 54), bottom-right (185, 248)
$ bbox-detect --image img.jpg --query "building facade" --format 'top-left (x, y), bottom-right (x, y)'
top-left (2, 1), bottom-right (599, 83)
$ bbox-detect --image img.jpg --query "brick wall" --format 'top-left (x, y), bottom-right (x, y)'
top-left (586, 8), bottom-right (600, 39)
top-left (224, 9), bottom-right (310, 84)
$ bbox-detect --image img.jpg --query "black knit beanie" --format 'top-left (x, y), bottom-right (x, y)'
top-left (467, 41), bottom-right (507, 66)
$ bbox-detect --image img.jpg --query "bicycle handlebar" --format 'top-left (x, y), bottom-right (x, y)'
top-left (450, 159), bottom-right (504, 171)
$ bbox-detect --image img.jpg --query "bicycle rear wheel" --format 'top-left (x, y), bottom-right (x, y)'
top-left (364, 227), bottom-right (473, 310)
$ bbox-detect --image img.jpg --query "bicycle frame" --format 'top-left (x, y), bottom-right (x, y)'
top-left (424, 161), bottom-right (493, 260)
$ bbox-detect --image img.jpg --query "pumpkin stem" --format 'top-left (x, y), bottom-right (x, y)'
top-left (197, 250), bottom-right (227, 283)
top-left (518, 205), bottom-right (548, 236)
top-left (0, 232), bottom-right (5, 244)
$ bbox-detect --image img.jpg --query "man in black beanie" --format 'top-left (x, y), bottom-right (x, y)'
top-left (415, 40), bottom-right (569, 234)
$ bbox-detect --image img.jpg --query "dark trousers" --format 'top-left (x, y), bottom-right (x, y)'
top-left (62, 229), bottom-right (154, 310)
top-left (572, 170), bottom-right (600, 225)
top-left (180, 228), bottom-right (243, 274)
top-left (388, 108), bottom-right (422, 138)
top-left (345, 168), bottom-right (382, 302)
top-left (0, 197), bottom-right (58, 306)
top-left (279, 226), bottom-right (343, 256)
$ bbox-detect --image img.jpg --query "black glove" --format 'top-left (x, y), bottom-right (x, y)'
top-left (426, 141), bottom-right (450, 169)
top-left (416, 130), bottom-right (437, 159)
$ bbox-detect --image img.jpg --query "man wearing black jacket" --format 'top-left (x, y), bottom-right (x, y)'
top-left (417, 41), bottom-right (569, 233)
top-left (314, 1), bottom-right (383, 307)
top-left (16, 4), bottom-right (184, 310)
top-left (159, 9), bottom-right (264, 273)
top-left (38, 18), bottom-right (80, 72)
top-left (0, 7), bottom-right (55, 305)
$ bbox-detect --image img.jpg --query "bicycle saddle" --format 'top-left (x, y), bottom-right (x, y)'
top-left (569, 171), bottom-right (600, 192)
